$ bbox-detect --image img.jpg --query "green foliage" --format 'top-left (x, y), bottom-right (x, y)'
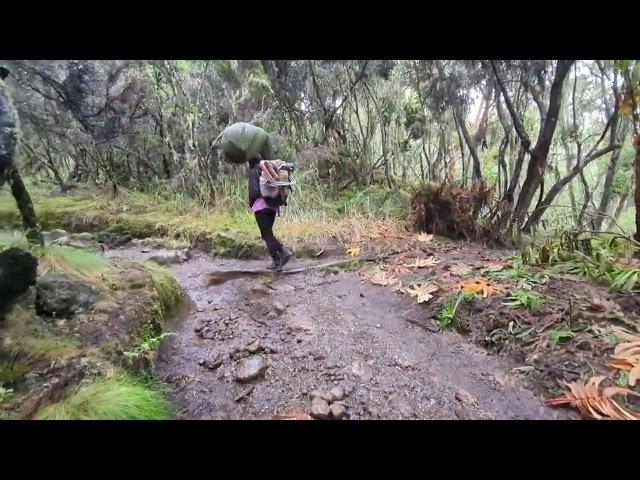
top-left (0, 362), bottom-right (31, 385)
top-left (437, 291), bottom-right (478, 331)
top-left (0, 385), bottom-right (13, 403)
top-left (548, 328), bottom-right (575, 347)
top-left (616, 371), bottom-right (630, 388)
top-left (214, 60), bottom-right (241, 88)
top-left (487, 263), bottom-right (551, 290)
top-left (35, 375), bottom-right (173, 420)
top-left (523, 234), bottom-right (640, 291)
top-left (124, 333), bottom-right (175, 361)
top-left (504, 289), bottom-right (544, 310)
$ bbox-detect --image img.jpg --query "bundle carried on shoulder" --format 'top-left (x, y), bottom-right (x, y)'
top-left (220, 122), bottom-right (272, 165)
top-left (260, 159), bottom-right (295, 203)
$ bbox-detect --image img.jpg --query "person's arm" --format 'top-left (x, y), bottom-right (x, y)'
top-left (248, 167), bottom-right (261, 207)
top-left (259, 160), bottom-right (279, 183)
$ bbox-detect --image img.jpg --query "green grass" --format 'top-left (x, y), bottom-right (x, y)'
top-left (34, 245), bottom-right (110, 279)
top-left (0, 361), bottom-right (32, 385)
top-left (0, 185), bottom-right (98, 230)
top-left (1, 230), bottom-right (109, 280)
top-left (3, 307), bottom-right (81, 359)
top-left (1, 176), bottom-right (411, 251)
top-left (12, 334), bottom-right (81, 358)
top-left (437, 292), bottom-right (478, 330)
top-left (504, 289), bottom-right (544, 310)
top-left (144, 262), bottom-right (183, 317)
top-left (0, 307), bottom-right (81, 386)
top-left (35, 375), bottom-right (173, 420)
top-left (0, 230), bottom-right (31, 250)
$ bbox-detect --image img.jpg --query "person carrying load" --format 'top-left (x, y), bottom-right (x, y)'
top-left (219, 122), bottom-right (294, 271)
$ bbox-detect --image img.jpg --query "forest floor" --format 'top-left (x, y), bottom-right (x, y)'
top-left (2, 186), bottom-right (640, 419)
top-left (102, 233), bottom-right (640, 420)
top-left (106, 245), bottom-right (570, 419)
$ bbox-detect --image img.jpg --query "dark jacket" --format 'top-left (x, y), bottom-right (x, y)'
top-left (248, 165), bottom-right (285, 209)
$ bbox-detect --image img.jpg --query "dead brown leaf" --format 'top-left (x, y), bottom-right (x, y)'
top-left (404, 283), bottom-right (438, 303)
top-left (607, 336), bottom-right (640, 386)
top-left (279, 408), bottom-right (313, 420)
top-left (611, 327), bottom-right (640, 343)
top-left (361, 267), bottom-right (399, 287)
top-left (544, 376), bottom-right (640, 420)
top-left (391, 281), bottom-right (404, 293)
top-left (416, 233), bottom-right (433, 243)
top-left (448, 263), bottom-right (472, 276)
top-left (384, 264), bottom-right (412, 276)
top-left (410, 256), bottom-right (440, 269)
top-left (630, 366), bottom-right (640, 387)
top-left (586, 297), bottom-right (622, 317)
top-left (457, 278), bottom-right (502, 298)
top-left (346, 245), bottom-right (361, 257)
top-left (483, 260), bottom-right (510, 272)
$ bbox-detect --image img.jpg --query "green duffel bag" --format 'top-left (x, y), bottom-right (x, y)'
top-left (220, 122), bottom-right (274, 164)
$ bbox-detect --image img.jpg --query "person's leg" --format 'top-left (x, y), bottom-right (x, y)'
top-left (255, 209), bottom-right (283, 264)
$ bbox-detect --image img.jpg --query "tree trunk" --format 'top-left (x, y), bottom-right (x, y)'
top-left (635, 136), bottom-right (640, 243)
top-left (454, 107), bottom-right (483, 181)
top-left (594, 147), bottom-right (622, 228)
top-left (7, 166), bottom-right (43, 245)
top-left (512, 60), bottom-right (574, 227)
top-left (453, 116), bottom-right (466, 184)
top-left (608, 182), bottom-right (631, 231)
top-left (497, 135), bottom-right (509, 195)
top-left (523, 144), bottom-right (620, 230)
top-left (594, 64), bottom-right (621, 230)
top-left (566, 151), bottom-right (578, 221)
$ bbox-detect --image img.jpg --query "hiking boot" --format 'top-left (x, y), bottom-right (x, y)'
top-left (268, 253), bottom-right (283, 272)
top-left (279, 247), bottom-right (293, 268)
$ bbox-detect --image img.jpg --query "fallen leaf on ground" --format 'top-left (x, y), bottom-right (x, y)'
top-left (448, 263), bottom-right (472, 276)
top-left (404, 283), bottom-right (438, 303)
top-left (410, 256), bottom-right (440, 269)
top-left (483, 260), bottom-right (510, 272)
top-left (416, 233), bottom-right (433, 243)
top-left (457, 278), bottom-right (502, 297)
top-left (544, 376), bottom-right (640, 420)
top-left (346, 246), bottom-right (361, 257)
top-left (611, 327), bottom-right (640, 343)
top-left (585, 297), bottom-right (622, 318)
top-left (606, 335), bottom-right (640, 386)
top-left (361, 267), bottom-right (398, 287)
top-left (280, 408), bottom-right (313, 420)
top-left (391, 281), bottom-right (404, 293)
top-left (384, 264), bottom-right (412, 275)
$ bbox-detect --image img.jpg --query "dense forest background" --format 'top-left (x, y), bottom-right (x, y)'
top-left (2, 60), bottom-right (640, 240)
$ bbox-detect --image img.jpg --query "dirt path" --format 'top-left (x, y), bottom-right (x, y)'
top-left (107, 247), bottom-right (572, 420)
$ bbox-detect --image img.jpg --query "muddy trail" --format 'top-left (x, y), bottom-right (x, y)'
top-left (107, 246), bottom-right (573, 420)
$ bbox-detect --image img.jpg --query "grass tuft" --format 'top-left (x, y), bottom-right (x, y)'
top-left (35, 375), bottom-right (173, 420)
